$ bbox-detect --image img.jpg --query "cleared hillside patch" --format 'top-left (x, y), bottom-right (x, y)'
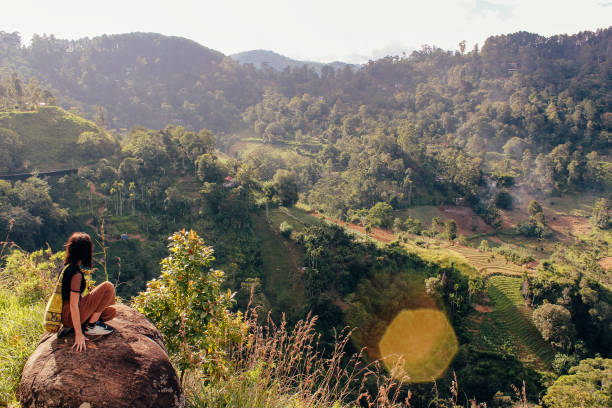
top-left (253, 212), bottom-right (305, 318)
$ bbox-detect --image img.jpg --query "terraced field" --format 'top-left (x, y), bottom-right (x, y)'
top-left (466, 276), bottom-right (554, 367)
top-left (448, 245), bottom-right (527, 277)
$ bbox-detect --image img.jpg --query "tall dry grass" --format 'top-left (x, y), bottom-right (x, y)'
top-left (186, 307), bottom-right (412, 408)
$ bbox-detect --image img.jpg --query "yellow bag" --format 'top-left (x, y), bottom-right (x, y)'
top-left (43, 265), bottom-right (69, 332)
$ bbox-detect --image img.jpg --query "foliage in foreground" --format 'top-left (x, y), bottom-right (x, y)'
top-left (542, 358), bottom-right (612, 408)
top-left (0, 249), bottom-right (62, 406)
top-left (0, 290), bottom-right (45, 406)
top-left (133, 229), bottom-right (247, 378)
top-left (186, 313), bottom-right (412, 408)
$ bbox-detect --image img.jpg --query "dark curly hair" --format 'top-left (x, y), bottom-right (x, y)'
top-left (64, 232), bottom-right (93, 268)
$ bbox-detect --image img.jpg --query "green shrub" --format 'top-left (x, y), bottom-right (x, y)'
top-left (495, 190), bottom-right (514, 210)
top-left (133, 230), bottom-right (247, 379)
top-left (542, 358), bottom-right (612, 408)
top-left (1, 249), bottom-right (63, 303)
top-left (279, 221), bottom-right (293, 238)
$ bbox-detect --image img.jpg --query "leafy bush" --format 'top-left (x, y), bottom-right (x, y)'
top-left (591, 198), bottom-right (611, 229)
top-left (133, 230), bottom-right (247, 379)
top-left (403, 217), bottom-right (423, 234)
top-left (542, 358), bottom-right (612, 408)
top-left (0, 249), bottom-right (63, 303)
top-left (495, 190), bottom-right (513, 210)
top-left (279, 221), bottom-right (293, 238)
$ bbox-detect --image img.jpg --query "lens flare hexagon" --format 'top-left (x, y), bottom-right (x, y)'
top-left (378, 308), bottom-right (458, 382)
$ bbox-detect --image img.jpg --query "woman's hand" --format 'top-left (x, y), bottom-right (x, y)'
top-left (72, 332), bottom-right (88, 352)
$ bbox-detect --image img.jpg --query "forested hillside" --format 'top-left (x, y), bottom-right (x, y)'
top-left (1, 27), bottom-right (611, 407)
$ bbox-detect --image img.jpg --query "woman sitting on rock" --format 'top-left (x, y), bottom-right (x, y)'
top-left (61, 232), bottom-right (116, 351)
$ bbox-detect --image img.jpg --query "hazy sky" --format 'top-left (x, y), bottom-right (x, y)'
top-left (2, 0), bottom-right (610, 63)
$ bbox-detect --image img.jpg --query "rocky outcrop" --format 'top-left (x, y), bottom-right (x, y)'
top-left (18, 304), bottom-right (184, 408)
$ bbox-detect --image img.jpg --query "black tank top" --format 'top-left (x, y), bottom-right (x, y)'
top-left (61, 264), bottom-right (86, 301)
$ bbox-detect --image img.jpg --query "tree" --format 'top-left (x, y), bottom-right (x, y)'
top-left (445, 219), bottom-right (457, 240)
top-left (195, 153), bottom-right (220, 183)
top-left (0, 127), bottom-right (22, 173)
top-left (273, 170), bottom-right (298, 207)
top-left (468, 276), bottom-right (486, 304)
top-left (368, 202), bottom-right (393, 229)
top-left (533, 303), bottom-right (575, 351)
top-left (591, 198), bottom-right (611, 229)
top-left (527, 200), bottom-right (543, 217)
top-left (502, 137), bottom-right (526, 160)
top-left (425, 276), bottom-right (442, 296)
top-left (133, 230), bottom-right (246, 379)
top-left (495, 190), bottom-right (513, 210)
top-left (77, 131), bottom-right (117, 160)
top-left (93, 105), bottom-right (106, 128)
top-left (542, 358), bottom-right (612, 408)
top-left (279, 221), bottom-right (293, 238)
top-left (478, 239), bottom-right (490, 252)
top-left (458, 40), bottom-right (466, 55)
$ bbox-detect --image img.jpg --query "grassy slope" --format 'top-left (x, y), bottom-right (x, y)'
top-left (252, 209), bottom-right (308, 318)
top-left (0, 106), bottom-right (105, 170)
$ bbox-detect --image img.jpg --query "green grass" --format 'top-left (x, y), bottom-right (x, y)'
top-left (0, 106), bottom-right (107, 170)
top-left (175, 175), bottom-right (204, 199)
top-left (403, 243), bottom-right (480, 278)
top-left (396, 206), bottom-right (441, 227)
top-left (229, 138), bottom-right (315, 163)
top-left (0, 290), bottom-right (45, 406)
top-left (542, 194), bottom-right (599, 217)
top-left (272, 207), bottom-right (321, 233)
top-left (253, 212), bottom-right (305, 319)
top-left (107, 215), bottom-right (141, 237)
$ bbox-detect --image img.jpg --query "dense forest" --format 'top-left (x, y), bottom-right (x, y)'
top-left (1, 27), bottom-right (611, 407)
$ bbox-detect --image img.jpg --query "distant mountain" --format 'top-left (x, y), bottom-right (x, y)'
top-left (0, 32), bottom-right (261, 132)
top-left (231, 49), bottom-right (355, 73)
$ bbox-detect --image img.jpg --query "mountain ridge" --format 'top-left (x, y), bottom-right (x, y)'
top-left (230, 49), bottom-right (355, 72)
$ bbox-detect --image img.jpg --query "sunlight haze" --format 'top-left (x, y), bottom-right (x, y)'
top-left (2, 0), bottom-right (611, 63)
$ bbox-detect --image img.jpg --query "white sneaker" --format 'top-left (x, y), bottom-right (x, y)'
top-left (84, 321), bottom-right (114, 336)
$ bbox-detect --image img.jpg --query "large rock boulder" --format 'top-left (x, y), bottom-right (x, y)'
top-left (18, 304), bottom-right (184, 408)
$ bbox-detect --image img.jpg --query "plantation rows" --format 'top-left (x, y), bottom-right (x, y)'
top-left (463, 313), bottom-right (514, 355)
top-left (487, 276), bottom-right (555, 365)
top-left (449, 245), bottom-right (525, 277)
top-left (464, 275), bottom-right (554, 367)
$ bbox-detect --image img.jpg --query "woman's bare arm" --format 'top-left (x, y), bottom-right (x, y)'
top-left (69, 274), bottom-right (87, 351)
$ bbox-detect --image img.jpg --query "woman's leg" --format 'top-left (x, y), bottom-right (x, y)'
top-left (64, 281), bottom-right (116, 327)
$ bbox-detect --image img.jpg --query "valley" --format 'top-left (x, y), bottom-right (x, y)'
top-left (1, 26), bottom-right (611, 407)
